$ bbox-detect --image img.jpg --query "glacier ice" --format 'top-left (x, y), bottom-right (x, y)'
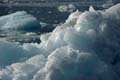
top-left (0, 40), bottom-right (43, 66)
top-left (65, 10), bottom-right (82, 26)
top-left (57, 4), bottom-right (76, 13)
top-left (0, 40), bottom-right (28, 66)
top-left (41, 47), bottom-right (118, 80)
top-left (0, 3), bottom-right (120, 80)
top-left (0, 11), bottom-right (41, 32)
top-left (89, 6), bottom-right (96, 12)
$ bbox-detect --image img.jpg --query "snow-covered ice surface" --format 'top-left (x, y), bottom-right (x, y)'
top-left (0, 3), bottom-right (120, 80)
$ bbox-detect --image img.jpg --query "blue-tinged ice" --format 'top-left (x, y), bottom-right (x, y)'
top-left (0, 11), bottom-right (41, 32)
top-left (0, 3), bottom-right (120, 80)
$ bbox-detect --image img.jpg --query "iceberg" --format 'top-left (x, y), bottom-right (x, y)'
top-left (0, 3), bottom-right (120, 80)
top-left (58, 4), bottom-right (76, 13)
top-left (0, 11), bottom-right (41, 32)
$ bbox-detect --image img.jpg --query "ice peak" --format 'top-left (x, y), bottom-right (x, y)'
top-left (89, 6), bottom-right (96, 12)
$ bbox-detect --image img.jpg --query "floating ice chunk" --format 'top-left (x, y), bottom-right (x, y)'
top-left (58, 4), bottom-right (76, 13)
top-left (57, 5), bottom-right (68, 12)
top-left (0, 40), bottom-right (28, 66)
top-left (68, 4), bottom-right (76, 12)
top-left (89, 6), bottom-right (96, 12)
top-left (0, 11), bottom-right (41, 32)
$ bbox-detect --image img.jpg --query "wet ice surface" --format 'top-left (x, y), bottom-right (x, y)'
top-left (0, 3), bottom-right (120, 80)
